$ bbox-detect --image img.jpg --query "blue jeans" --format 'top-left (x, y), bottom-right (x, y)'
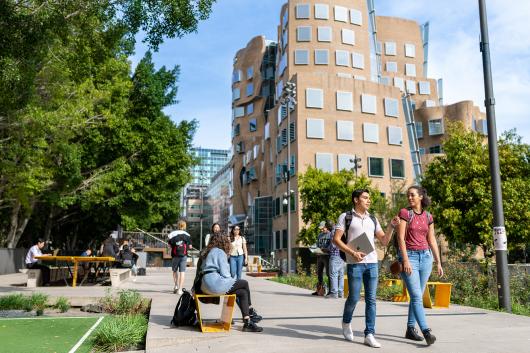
top-left (399, 249), bottom-right (433, 331)
top-left (329, 256), bottom-right (344, 295)
top-left (342, 263), bottom-right (378, 336)
top-left (229, 255), bottom-right (244, 279)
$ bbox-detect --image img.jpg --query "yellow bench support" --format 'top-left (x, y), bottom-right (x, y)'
top-left (422, 282), bottom-right (452, 308)
top-left (194, 294), bottom-right (236, 333)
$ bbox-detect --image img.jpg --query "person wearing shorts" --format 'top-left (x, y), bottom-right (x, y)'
top-left (168, 220), bottom-right (192, 294)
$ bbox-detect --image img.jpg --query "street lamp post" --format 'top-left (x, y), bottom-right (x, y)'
top-left (349, 155), bottom-right (362, 177)
top-left (280, 81), bottom-right (296, 274)
top-left (199, 171), bottom-right (206, 251)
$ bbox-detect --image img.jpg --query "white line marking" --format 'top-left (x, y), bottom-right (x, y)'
top-left (0, 316), bottom-right (99, 320)
top-left (68, 316), bottom-right (104, 353)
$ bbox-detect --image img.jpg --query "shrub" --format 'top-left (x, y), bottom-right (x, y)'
top-left (0, 294), bottom-right (33, 311)
top-left (53, 297), bottom-right (70, 313)
top-left (99, 290), bottom-right (149, 315)
top-left (29, 293), bottom-right (48, 316)
top-left (92, 315), bottom-right (148, 352)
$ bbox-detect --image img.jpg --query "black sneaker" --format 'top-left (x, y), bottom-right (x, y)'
top-left (242, 319), bottom-right (263, 332)
top-left (422, 329), bottom-right (436, 345)
top-left (405, 326), bottom-right (424, 341)
top-left (249, 307), bottom-right (262, 323)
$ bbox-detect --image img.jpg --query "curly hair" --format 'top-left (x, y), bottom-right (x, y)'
top-left (201, 231), bottom-right (231, 259)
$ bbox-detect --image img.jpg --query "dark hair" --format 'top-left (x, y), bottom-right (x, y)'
top-left (201, 232), bottom-right (231, 259)
top-left (122, 244), bottom-right (129, 251)
top-left (408, 185), bottom-right (431, 208)
top-left (325, 220), bottom-right (334, 232)
top-left (351, 189), bottom-right (370, 204)
top-left (211, 223), bottom-right (222, 234)
top-left (37, 238), bottom-right (45, 244)
top-left (229, 226), bottom-right (241, 242)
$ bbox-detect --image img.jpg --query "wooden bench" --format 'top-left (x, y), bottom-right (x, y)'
top-left (194, 294), bottom-right (236, 333)
top-left (391, 280), bottom-right (452, 308)
top-left (109, 268), bottom-right (131, 286)
top-left (247, 256), bottom-right (262, 273)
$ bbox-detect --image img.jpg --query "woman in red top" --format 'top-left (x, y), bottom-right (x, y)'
top-left (397, 186), bottom-right (443, 345)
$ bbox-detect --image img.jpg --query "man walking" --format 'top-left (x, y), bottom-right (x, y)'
top-left (333, 189), bottom-right (398, 348)
top-left (168, 220), bottom-right (192, 294)
top-left (312, 221), bottom-right (331, 296)
top-left (326, 220), bottom-right (344, 299)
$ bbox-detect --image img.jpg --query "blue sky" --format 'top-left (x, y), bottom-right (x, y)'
top-left (132, 0), bottom-right (530, 150)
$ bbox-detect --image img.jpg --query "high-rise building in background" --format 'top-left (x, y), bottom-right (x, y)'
top-left (229, 1), bottom-right (486, 267)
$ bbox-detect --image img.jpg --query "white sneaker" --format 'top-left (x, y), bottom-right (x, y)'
top-left (173, 286), bottom-right (178, 294)
top-left (342, 322), bottom-right (354, 342)
top-left (177, 288), bottom-right (183, 295)
top-left (364, 334), bottom-right (381, 348)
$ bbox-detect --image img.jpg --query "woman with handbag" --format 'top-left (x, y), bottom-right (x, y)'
top-left (229, 226), bottom-right (248, 279)
top-left (397, 186), bottom-right (443, 345)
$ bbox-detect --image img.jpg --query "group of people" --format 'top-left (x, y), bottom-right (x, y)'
top-left (312, 186), bottom-right (442, 347)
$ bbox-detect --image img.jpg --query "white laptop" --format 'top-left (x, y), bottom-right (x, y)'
top-left (345, 232), bottom-right (375, 263)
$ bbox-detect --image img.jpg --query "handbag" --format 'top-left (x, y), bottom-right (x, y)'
top-left (390, 260), bottom-right (402, 275)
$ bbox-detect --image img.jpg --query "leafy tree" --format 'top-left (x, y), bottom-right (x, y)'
top-left (421, 122), bottom-right (530, 257)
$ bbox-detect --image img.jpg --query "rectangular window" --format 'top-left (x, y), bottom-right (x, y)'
top-left (405, 63), bottom-right (416, 77)
top-left (246, 83), bottom-right (254, 96)
top-left (282, 230), bottom-right (288, 249)
top-left (406, 80), bottom-right (417, 94)
top-left (335, 50), bottom-right (350, 66)
top-left (425, 99), bottom-right (436, 107)
top-left (296, 3), bottom-right (310, 19)
top-left (338, 154), bottom-right (355, 171)
top-left (253, 145), bottom-right (259, 160)
top-left (386, 61), bottom-right (397, 73)
top-left (361, 94), bottom-right (377, 114)
top-left (390, 159), bottom-right (405, 178)
top-left (415, 121), bottom-right (423, 139)
top-left (429, 145), bottom-right (442, 154)
top-left (334, 6), bottom-right (348, 22)
top-left (384, 98), bottom-right (399, 117)
top-left (350, 8), bottom-right (362, 25)
top-left (233, 106), bottom-right (244, 118)
top-left (315, 49), bottom-right (329, 65)
top-left (246, 103), bottom-right (254, 115)
top-left (276, 80), bottom-right (284, 102)
top-left (306, 88), bottom-right (324, 108)
top-left (385, 42), bottom-right (396, 55)
top-left (387, 126), bottom-right (403, 145)
top-left (306, 118), bottom-right (324, 139)
top-left (281, 128), bottom-right (287, 146)
top-left (368, 157), bottom-right (384, 177)
top-left (233, 123), bottom-right (240, 136)
top-left (419, 147), bottom-right (425, 155)
top-left (232, 87), bottom-right (240, 100)
top-left (315, 153), bottom-right (333, 172)
top-left (278, 53), bottom-right (287, 76)
top-left (419, 81), bottom-right (431, 95)
top-left (247, 66), bottom-right (254, 79)
top-left (289, 122), bottom-right (296, 141)
top-left (233, 69), bottom-right (242, 83)
top-left (290, 155), bottom-right (296, 177)
top-left (317, 26), bottom-right (332, 42)
top-left (297, 26), bottom-right (312, 42)
top-left (428, 119), bottom-right (444, 135)
top-left (336, 120), bottom-right (354, 141)
top-left (314, 4), bottom-right (329, 19)
top-left (352, 52), bottom-right (364, 69)
top-left (363, 123), bottom-right (379, 143)
top-left (249, 118), bottom-right (257, 132)
top-left (342, 29), bottom-right (355, 45)
top-left (336, 91), bottom-right (353, 111)
top-left (294, 49), bottom-right (309, 65)
top-left (394, 77), bottom-right (404, 91)
top-left (264, 122), bottom-right (270, 140)
top-left (405, 43), bottom-right (416, 58)
top-left (380, 76), bottom-right (391, 85)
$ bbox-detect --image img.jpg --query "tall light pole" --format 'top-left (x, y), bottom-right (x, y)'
top-left (478, 0), bottom-right (511, 312)
top-left (280, 81), bottom-right (296, 273)
top-left (349, 155), bottom-right (362, 177)
top-left (199, 171), bottom-right (206, 251)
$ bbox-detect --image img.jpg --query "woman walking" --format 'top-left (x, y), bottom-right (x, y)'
top-left (229, 226), bottom-right (248, 279)
top-left (200, 232), bottom-right (263, 332)
top-left (397, 186), bottom-right (443, 345)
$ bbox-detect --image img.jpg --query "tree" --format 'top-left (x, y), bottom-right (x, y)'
top-left (421, 122), bottom-right (530, 257)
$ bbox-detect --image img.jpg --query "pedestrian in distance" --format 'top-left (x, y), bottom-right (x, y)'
top-left (312, 221), bottom-right (331, 296)
top-left (396, 186), bottom-right (443, 345)
top-left (204, 222), bottom-right (222, 247)
top-left (168, 220), bottom-right (193, 294)
top-left (333, 189), bottom-right (399, 348)
top-left (325, 220), bottom-right (344, 299)
top-left (229, 225), bottom-right (248, 279)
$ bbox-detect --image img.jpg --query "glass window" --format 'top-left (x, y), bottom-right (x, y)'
top-left (336, 91), bottom-right (353, 111)
top-left (425, 99), bottom-right (436, 107)
top-left (352, 52), bottom-right (364, 69)
top-left (429, 145), bottom-right (442, 154)
top-left (419, 81), bottom-right (431, 95)
top-left (428, 118), bottom-right (444, 135)
top-left (405, 63), bottom-right (416, 77)
top-left (334, 6), bottom-right (348, 22)
top-left (384, 98), bottom-right (399, 117)
top-left (233, 123), bottom-right (240, 136)
top-left (386, 61), bottom-right (397, 73)
top-left (294, 49), bottom-right (309, 65)
top-left (316, 153), bottom-right (333, 172)
top-left (406, 80), bottom-right (417, 94)
top-left (368, 157), bottom-right (384, 177)
top-left (306, 118), bottom-right (324, 139)
top-left (276, 80), bottom-right (284, 102)
top-left (361, 94), bottom-right (377, 114)
top-left (289, 122), bottom-right (296, 141)
top-left (363, 123), bottom-right (379, 143)
top-left (233, 69), bottom-right (242, 83)
top-left (246, 103), bottom-right (254, 115)
top-left (315, 49), bottom-right (329, 65)
top-left (350, 8), bottom-right (362, 25)
top-left (278, 52), bottom-right (287, 76)
top-left (306, 88), bottom-right (324, 108)
top-left (249, 119), bottom-right (257, 132)
top-left (336, 120), bottom-right (353, 141)
top-left (415, 121), bottom-right (423, 139)
top-left (342, 29), bottom-right (355, 45)
top-left (337, 154), bottom-right (355, 171)
top-left (233, 106), bottom-right (244, 118)
top-left (264, 122), bottom-right (270, 140)
top-left (380, 76), bottom-right (391, 85)
top-left (405, 43), bottom-right (416, 58)
top-left (335, 50), bottom-right (350, 66)
top-left (419, 147), bottom-right (425, 155)
top-left (232, 87), bottom-right (240, 101)
top-left (317, 26), bottom-right (332, 42)
top-left (394, 77), bottom-right (404, 91)
top-left (314, 4), bottom-right (329, 19)
top-left (390, 159), bottom-right (405, 178)
top-left (246, 83), bottom-right (254, 96)
top-left (387, 126), bottom-right (403, 145)
top-left (385, 42), bottom-right (396, 55)
top-left (296, 3), bottom-right (310, 19)
top-left (297, 26), bottom-right (312, 42)
top-left (247, 66), bottom-right (253, 79)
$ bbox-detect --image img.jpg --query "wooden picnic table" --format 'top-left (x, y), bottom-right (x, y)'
top-left (35, 256), bottom-right (115, 288)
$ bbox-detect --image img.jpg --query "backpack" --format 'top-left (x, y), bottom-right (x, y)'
top-left (316, 232), bottom-right (331, 253)
top-left (171, 289), bottom-right (198, 327)
top-left (169, 232), bottom-right (189, 257)
top-left (339, 211), bottom-right (378, 262)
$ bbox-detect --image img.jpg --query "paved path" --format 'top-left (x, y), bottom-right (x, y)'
top-left (1, 269), bottom-right (529, 353)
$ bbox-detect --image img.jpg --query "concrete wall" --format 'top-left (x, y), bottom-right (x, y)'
top-left (0, 248), bottom-right (26, 275)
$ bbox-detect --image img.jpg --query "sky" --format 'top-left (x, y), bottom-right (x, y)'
top-left (131, 0), bottom-right (530, 150)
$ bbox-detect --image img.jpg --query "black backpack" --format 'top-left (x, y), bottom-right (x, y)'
top-left (339, 211), bottom-right (378, 261)
top-left (170, 233), bottom-right (189, 257)
top-left (171, 289), bottom-right (197, 327)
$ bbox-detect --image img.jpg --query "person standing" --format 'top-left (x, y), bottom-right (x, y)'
top-left (397, 186), bottom-right (443, 345)
top-left (229, 226), bottom-right (248, 279)
top-left (25, 238), bottom-right (51, 286)
top-left (326, 220), bottom-right (344, 299)
top-left (333, 189), bottom-right (399, 348)
top-left (168, 220), bottom-right (193, 294)
top-left (204, 223), bottom-right (222, 247)
top-left (312, 221), bottom-right (331, 296)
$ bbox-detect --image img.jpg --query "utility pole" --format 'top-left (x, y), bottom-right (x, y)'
top-left (478, 0), bottom-right (511, 312)
top-left (350, 155), bottom-right (362, 177)
top-left (199, 171), bottom-right (206, 251)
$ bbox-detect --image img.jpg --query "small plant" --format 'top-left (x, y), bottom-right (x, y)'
top-left (53, 297), bottom-right (70, 313)
top-left (30, 293), bottom-right (48, 316)
top-left (92, 314), bottom-right (148, 352)
top-left (0, 294), bottom-right (33, 311)
top-left (99, 289), bottom-right (149, 315)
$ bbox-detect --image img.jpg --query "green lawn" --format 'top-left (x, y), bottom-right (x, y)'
top-left (0, 316), bottom-right (104, 353)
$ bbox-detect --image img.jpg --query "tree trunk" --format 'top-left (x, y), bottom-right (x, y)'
top-left (44, 206), bottom-right (55, 242)
top-left (6, 200), bottom-right (35, 248)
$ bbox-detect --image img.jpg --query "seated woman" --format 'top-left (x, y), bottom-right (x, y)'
top-left (200, 232), bottom-right (263, 332)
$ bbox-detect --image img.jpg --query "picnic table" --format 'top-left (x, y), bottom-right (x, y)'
top-left (35, 256), bottom-right (115, 288)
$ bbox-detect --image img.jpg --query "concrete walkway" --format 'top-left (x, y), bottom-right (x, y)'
top-left (1, 269), bottom-right (529, 353)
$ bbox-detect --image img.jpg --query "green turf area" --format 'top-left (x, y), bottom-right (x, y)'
top-left (0, 317), bottom-right (102, 353)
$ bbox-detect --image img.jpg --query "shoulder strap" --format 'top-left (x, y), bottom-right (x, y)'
top-left (369, 214), bottom-right (377, 229)
top-left (408, 208), bottom-right (414, 224)
top-left (345, 211), bottom-right (353, 232)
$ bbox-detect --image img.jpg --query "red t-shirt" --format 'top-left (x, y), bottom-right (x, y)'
top-left (399, 208), bottom-right (433, 250)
